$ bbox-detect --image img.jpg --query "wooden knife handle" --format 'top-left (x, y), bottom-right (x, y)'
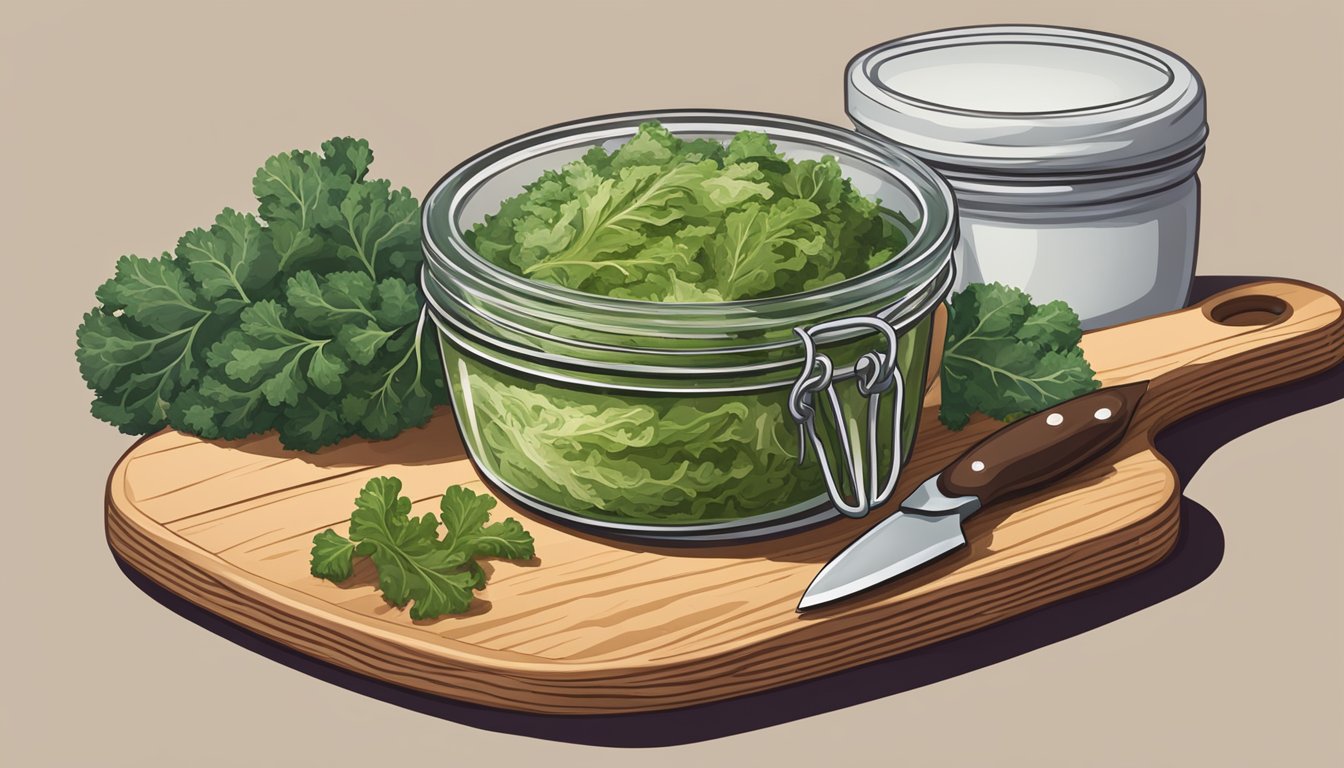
top-left (939, 382), bottom-right (1148, 505)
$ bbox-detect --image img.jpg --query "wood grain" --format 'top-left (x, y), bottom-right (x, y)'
top-left (106, 279), bottom-right (1344, 714)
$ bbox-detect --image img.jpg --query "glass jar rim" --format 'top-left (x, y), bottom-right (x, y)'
top-left (421, 109), bottom-right (957, 356)
top-left (846, 25), bottom-right (1208, 174)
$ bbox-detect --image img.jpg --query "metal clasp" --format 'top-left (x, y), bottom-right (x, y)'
top-left (787, 317), bottom-right (905, 518)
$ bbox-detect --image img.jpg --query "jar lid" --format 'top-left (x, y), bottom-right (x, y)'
top-left (846, 25), bottom-right (1208, 174)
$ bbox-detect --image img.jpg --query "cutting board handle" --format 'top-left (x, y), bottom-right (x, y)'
top-left (1082, 279), bottom-right (1344, 434)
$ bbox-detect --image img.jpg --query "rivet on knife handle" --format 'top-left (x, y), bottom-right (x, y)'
top-left (939, 382), bottom-right (1149, 505)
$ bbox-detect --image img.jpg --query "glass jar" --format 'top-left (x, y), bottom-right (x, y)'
top-left (422, 111), bottom-right (956, 541)
top-left (847, 26), bottom-right (1208, 329)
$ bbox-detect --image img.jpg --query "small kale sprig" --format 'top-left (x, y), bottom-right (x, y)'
top-left (310, 477), bottom-right (535, 620)
top-left (75, 138), bottom-right (446, 451)
top-left (939, 282), bottom-right (1100, 430)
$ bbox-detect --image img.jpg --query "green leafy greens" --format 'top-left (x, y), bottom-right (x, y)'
top-left (464, 366), bottom-right (804, 521)
top-left (75, 139), bottom-right (447, 451)
top-left (939, 282), bottom-right (1100, 430)
top-left (465, 121), bottom-right (913, 302)
top-left (310, 477), bottom-right (535, 619)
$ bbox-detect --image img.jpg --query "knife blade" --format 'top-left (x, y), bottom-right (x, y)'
top-left (798, 381), bottom-right (1148, 611)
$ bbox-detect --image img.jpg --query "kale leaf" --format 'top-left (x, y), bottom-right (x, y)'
top-left (464, 121), bottom-right (914, 302)
top-left (310, 477), bottom-right (535, 620)
top-left (939, 283), bottom-right (1100, 430)
top-left (309, 529), bottom-right (358, 583)
top-left (75, 138), bottom-right (447, 451)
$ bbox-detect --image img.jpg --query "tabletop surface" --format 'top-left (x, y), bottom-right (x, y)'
top-left (5, 1), bottom-right (1342, 765)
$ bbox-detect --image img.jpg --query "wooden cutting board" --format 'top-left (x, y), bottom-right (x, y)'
top-left (106, 279), bottom-right (1344, 714)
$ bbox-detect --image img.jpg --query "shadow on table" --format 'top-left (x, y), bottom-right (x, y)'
top-left (113, 275), bottom-right (1342, 748)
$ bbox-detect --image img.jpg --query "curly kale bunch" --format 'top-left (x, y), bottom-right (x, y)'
top-left (75, 138), bottom-right (446, 451)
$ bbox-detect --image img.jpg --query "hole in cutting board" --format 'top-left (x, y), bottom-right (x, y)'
top-left (1205, 294), bottom-right (1291, 326)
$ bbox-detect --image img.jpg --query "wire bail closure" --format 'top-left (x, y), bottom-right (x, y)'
top-left (787, 317), bottom-right (905, 518)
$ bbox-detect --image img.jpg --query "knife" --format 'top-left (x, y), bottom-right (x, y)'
top-left (798, 381), bottom-right (1149, 611)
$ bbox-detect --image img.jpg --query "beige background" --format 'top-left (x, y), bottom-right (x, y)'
top-left (4, 0), bottom-right (1342, 765)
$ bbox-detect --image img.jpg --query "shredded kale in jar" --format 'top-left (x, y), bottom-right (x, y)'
top-left (442, 120), bottom-right (937, 527)
top-left (440, 315), bottom-right (933, 524)
top-left (464, 121), bottom-right (914, 302)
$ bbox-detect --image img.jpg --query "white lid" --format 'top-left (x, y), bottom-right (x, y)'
top-left (846, 26), bottom-right (1207, 174)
